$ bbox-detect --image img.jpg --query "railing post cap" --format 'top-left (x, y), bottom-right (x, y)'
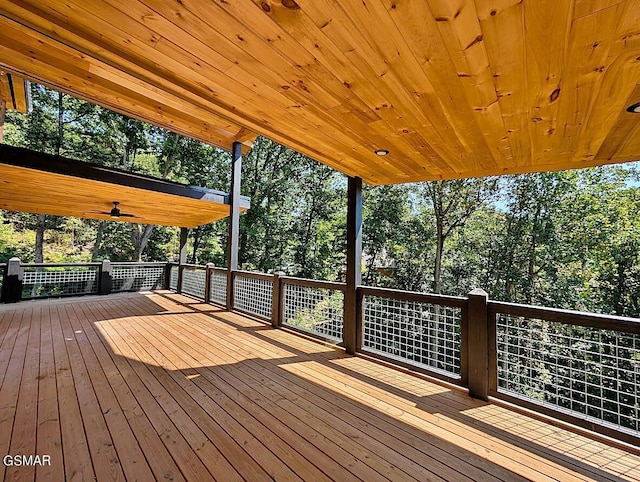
top-left (468, 288), bottom-right (488, 298)
top-left (206, 262), bottom-right (216, 267)
top-left (7, 257), bottom-right (22, 277)
top-left (275, 271), bottom-right (285, 276)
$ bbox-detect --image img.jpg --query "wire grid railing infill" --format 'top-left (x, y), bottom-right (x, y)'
top-left (209, 270), bottom-right (227, 305)
top-left (169, 265), bottom-right (178, 290)
top-left (283, 283), bottom-right (344, 341)
top-left (182, 267), bottom-right (206, 299)
top-left (233, 274), bottom-right (273, 319)
top-left (22, 264), bottom-right (99, 299)
top-left (496, 313), bottom-right (640, 437)
top-left (363, 295), bottom-right (462, 378)
top-left (111, 264), bottom-right (164, 292)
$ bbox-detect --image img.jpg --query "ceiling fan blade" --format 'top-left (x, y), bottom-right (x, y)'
top-left (85, 210), bottom-right (111, 215)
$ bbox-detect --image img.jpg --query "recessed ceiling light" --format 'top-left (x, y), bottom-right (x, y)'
top-left (374, 149), bottom-right (390, 156)
top-left (626, 102), bottom-right (640, 113)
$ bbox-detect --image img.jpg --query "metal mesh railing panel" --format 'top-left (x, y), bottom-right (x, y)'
top-left (496, 314), bottom-right (640, 436)
top-left (182, 268), bottom-right (206, 299)
top-left (363, 295), bottom-right (462, 378)
top-left (210, 271), bottom-right (227, 305)
top-left (234, 275), bottom-right (272, 319)
top-left (111, 265), bottom-right (164, 292)
top-left (22, 265), bottom-right (99, 299)
top-left (169, 266), bottom-right (178, 290)
top-left (283, 284), bottom-right (344, 341)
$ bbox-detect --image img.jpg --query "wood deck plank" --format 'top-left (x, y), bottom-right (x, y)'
top-left (0, 307), bottom-right (29, 482)
top-left (152, 301), bottom-right (539, 482)
top-left (65, 302), bottom-right (157, 482)
top-left (49, 304), bottom-right (95, 481)
top-left (57, 303), bottom-right (126, 482)
top-left (0, 292), bottom-right (638, 482)
top-left (70, 301), bottom-right (187, 482)
top-left (122, 304), bottom-right (412, 482)
top-left (83, 304), bottom-right (221, 482)
top-left (100, 297), bottom-right (342, 482)
top-left (35, 305), bottom-right (64, 482)
top-left (96, 308), bottom-right (265, 482)
top-left (162, 309), bottom-right (510, 482)
top-left (132, 303), bottom-right (487, 482)
top-left (6, 306), bottom-right (40, 482)
top-left (112, 317), bottom-right (317, 482)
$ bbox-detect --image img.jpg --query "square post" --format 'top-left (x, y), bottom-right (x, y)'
top-left (176, 227), bottom-right (188, 293)
top-left (467, 288), bottom-right (489, 401)
top-left (4, 257), bottom-right (23, 303)
top-left (204, 263), bottom-right (215, 303)
top-left (226, 141), bottom-right (242, 310)
top-left (343, 176), bottom-right (362, 355)
top-left (271, 272), bottom-right (284, 328)
top-left (98, 259), bottom-right (112, 295)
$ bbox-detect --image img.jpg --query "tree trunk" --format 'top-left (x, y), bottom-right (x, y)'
top-left (91, 221), bottom-right (106, 261)
top-left (131, 224), bottom-right (154, 261)
top-left (35, 214), bottom-right (45, 263)
top-left (433, 219), bottom-right (444, 294)
top-left (57, 92), bottom-right (63, 156)
top-left (32, 214), bottom-right (46, 297)
top-left (190, 227), bottom-right (201, 264)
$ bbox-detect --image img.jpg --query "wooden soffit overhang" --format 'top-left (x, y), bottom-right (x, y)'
top-left (0, 144), bottom-right (250, 228)
top-left (0, 1), bottom-right (639, 185)
top-left (0, 71), bottom-right (31, 113)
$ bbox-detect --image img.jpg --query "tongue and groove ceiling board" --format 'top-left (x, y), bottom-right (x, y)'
top-left (0, 1), bottom-right (639, 185)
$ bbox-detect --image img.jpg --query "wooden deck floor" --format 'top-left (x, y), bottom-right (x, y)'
top-left (0, 292), bottom-right (639, 482)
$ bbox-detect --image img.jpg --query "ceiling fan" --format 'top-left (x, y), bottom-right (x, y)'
top-left (86, 201), bottom-right (142, 220)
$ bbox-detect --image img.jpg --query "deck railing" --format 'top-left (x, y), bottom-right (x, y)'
top-left (22, 263), bottom-right (101, 299)
top-left (489, 301), bottom-right (640, 442)
top-left (2, 258), bottom-right (638, 445)
top-left (281, 277), bottom-right (345, 342)
top-left (360, 287), bottom-right (466, 381)
top-left (181, 264), bottom-right (207, 299)
top-left (111, 262), bottom-right (166, 292)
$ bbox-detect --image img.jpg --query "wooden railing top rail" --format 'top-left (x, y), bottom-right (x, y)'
top-left (22, 262), bottom-right (101, 268)
top-left (488, 300), bottom-right (640, 335)
top-left (208, 266), bottom-right (228, 273)
top-left (111, 261), bottom-right (168, 266)
top-left (234, 270), bottom-right (274, 281)
top-left (180, 263), bottom-right (207, 269)
top-left (359, 286), bottom-right (468, 309)
top-left (281, 276), bottom-right (345, 291)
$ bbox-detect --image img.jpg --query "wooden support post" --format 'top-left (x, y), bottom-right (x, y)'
top-left (4, 257), bottom-right (23, 303)
top-left (343, 176), bottom-right (363, 355)
top-left (98, 260), bottom-right (112, 295)
top-left (467, 288), bottom-right (489, 401)
top-left (176, 227), bottom-right (188, 294)
top-left (204, 263), bottom-right (215, 303)
top-left (271, 272), bottom-right (284, 328)
top-left (164, 263), bottom-right (173, 290)
top-left (226, 141), bottom-right (242, 310)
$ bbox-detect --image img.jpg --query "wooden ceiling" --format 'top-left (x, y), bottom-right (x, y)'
top-left (1, 1), bottom-right (640, 185)
top-left (0, 145), bottom-right (250, 228)
top-left (0, 72), bottom-right (30, 113)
